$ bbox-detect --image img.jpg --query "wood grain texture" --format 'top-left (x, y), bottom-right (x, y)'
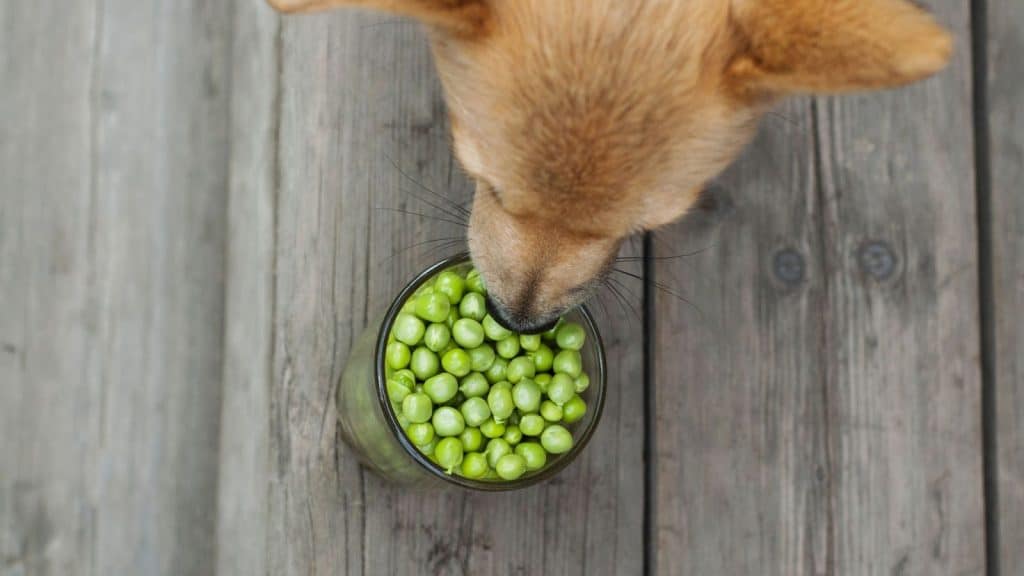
top-left (250, 8), bottom-right (644, 575)
top-left (652, 101), bottom-right (831, 576)
top-left (815, 1), bottom-right (984, 572)
top-left (0, 1), bottom-right (230, 575)
top-left (216, 2), bottom-right (280, 575)
top-left (654, 2), bottom-right (985, 574)
top-left (987, 0), bottom-right (1024, 571)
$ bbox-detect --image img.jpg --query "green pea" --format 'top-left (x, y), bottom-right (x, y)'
top-left (402, 393), bottom-right (433, 424)
top-left (419, 438), bottom-right (437, 457)
top-left (434, 437), bottom-right (464, 474)
top-left (396, 412), bottom-right (411, 431)
top-left (459, 372), bottom-right (490, 398)
top-left (540, 400), bottom-right (563, 422)
top-left (487, 385), bottom-right (514, 422)
top-left (574, 372), bottom-right (591, 393)
top-left (540, 425), bottom-right (574, 454)
top-left (414, 292), bottom-right (451, 323)
top-left (482, 314), bottom-right (512, 341)
top-left (460, 427), bottom-right (483, 452)
top-left (432, 406), bottom-right (465, 437)
top-left (485, 438), bottom-right (512, 469)
top-left (503, 425), bottom-right (523, 445)
top-left (466, 268), bottom-right (486, 294)
top-left (434, 271), bottom-right (465, 305)
top-left (530, 344), bottom-right (554, 372)
top-left (506, 356), bottom-right (536, 383)
top-left (480, 418), bottom-right (506, 439)
top-left (519, 414), bottom-right (546, 436)
top-left (496, 336), bottom-right (520, 359)
top-left (401, 298), bottom-right (417, 314)
top-left (393, 313), bottom-right (425, 346)
top-left (446, 306), bottom-right (460, 329)
top-left (460, 397), bottom-right (491, 427)
top-left (387, 378), bottom-right (412, 404)
top-left (406, 422), bottom-right (434, 446)
top-left (555, 322), bottom-right (586, 351)
top-left (441, 348), bottom-right (472, 377)
top-left (553, 349), bottom-right (582, 378)
top-left (562, 395), bottom-right (587, 424)
top-left (468, 344), bottom-right (496, 372)
top-left (534, 373), bottom-right (552, 393)
top-left (410, 347), bottom-right (440, 380)
top-left (423, 323), bottom-right (451, 352)
top-left (519, 333), bottom-right (541, 352)
top-left (547, 373), bottom-right (576, 406)
top-left (423, 373), bottom-right (458, 404)
top-left (495, 454), bottom-right (527, 480)
top-left (484, 357), bottom-right (508, 384)
top-left (386, 341), bottom-right (411, 370)
top-left (461, 452), bottom-right (489, 479)
top-left (459, 292), bottom-right (487, 321)
top-left (515, 442), bottom-right (548, 471)
top-left (451, 318), bottom-right (485, 349)
top-left (391, 369), bottom-right (416, 388)
top-left (541, 318), bottom-right (562, 342)
top-left (512, 379), bottom-right (542, 413)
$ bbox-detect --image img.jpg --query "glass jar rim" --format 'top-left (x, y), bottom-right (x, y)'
top-left (373, 253), bottom-right (608, 491)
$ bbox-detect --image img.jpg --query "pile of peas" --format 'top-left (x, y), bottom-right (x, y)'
top-left (384, 267), bottom-right (591, 481)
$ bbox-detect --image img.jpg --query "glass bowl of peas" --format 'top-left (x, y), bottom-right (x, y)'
top-left (336, 253), bottom-right (607, 490)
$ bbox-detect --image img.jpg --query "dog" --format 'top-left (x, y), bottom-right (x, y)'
top-left (268, 0), bottom-right (951, 333)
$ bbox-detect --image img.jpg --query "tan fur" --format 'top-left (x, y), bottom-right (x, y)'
top-left (269, 0), bottom-right (952, 330)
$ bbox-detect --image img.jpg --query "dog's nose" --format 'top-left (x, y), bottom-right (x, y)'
top-left (485, 294), bottom-right (559, 335)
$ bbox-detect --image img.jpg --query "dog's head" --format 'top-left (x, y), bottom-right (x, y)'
top-left (271, 0), bottom-right (951, 332)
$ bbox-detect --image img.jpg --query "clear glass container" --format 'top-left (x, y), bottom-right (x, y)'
top-left (336, 253), bottom-right (607, 490)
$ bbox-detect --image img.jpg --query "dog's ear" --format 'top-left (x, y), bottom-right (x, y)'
top-left (727, 0), bottom-right (952, 96)
top-left (267, 0), bottom-right (488, 35)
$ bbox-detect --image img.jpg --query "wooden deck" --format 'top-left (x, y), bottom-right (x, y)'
top-left (1, 1), bottom-right (1020, 575)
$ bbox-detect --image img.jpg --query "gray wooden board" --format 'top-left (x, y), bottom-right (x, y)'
top-left (652, 100), bottom-right (831, 576)
top-left (987, 0), bottom-right (1024, 571)
top-left (653, 2), bottom-right (986, 574)
top-left (230, 7), bottom-right (646, 576)
top-left (216, 1), bottom-right (281, 575)
top-left (0, 1), bottom-right (230, 575)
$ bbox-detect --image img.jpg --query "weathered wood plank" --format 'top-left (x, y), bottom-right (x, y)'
top-left (987, 0), bottom-right (1024, 570)
top-left (654, 3), bottom-right (984, 574)
top-left (0, 1), bottom-right (230, 575)
top-left (253, 8), bottom-right (644, 575)
top-left (815, 1), bottom-right (984, 572)
top-left (652, 101), bottom-right (831, 576)
top-left (216, 2), bottom-right (280, 575)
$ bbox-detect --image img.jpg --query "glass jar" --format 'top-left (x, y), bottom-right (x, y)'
top-left (336, 253), bottom-right (607, 490)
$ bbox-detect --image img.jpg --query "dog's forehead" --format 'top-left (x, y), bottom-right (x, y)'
top-left (433, 0), bottom-right (735, 199)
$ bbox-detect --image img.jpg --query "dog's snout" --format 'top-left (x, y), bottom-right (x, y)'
top-left (485, 294), bottom-right (558, 335)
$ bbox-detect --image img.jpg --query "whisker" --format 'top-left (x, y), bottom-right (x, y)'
top-left (417, 238), bottom-right (467, 261)
top-left (385, 153), bottom-right (471, 218)
top-left (375, 206), bottom-right (468, 228)
top-left (611, 267), bottom-right (703, 319)
top-left (386, 236), bottom-right (465, 261)
top-left (606, 276), bottom-right (641, 320)
top-left (398, 185), bottom-right (469, 225)
top-left (606, 274), bottom-right (641, 306)
top-left (615, 243), bottom-right (715, 262)
top-left (600, 277), bottom-right (636, 326)
top-left (591, 287), bottom-right (611, 323)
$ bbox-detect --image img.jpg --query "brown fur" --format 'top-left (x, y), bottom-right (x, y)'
top-left (269, 0), bottom-right (951, 331)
